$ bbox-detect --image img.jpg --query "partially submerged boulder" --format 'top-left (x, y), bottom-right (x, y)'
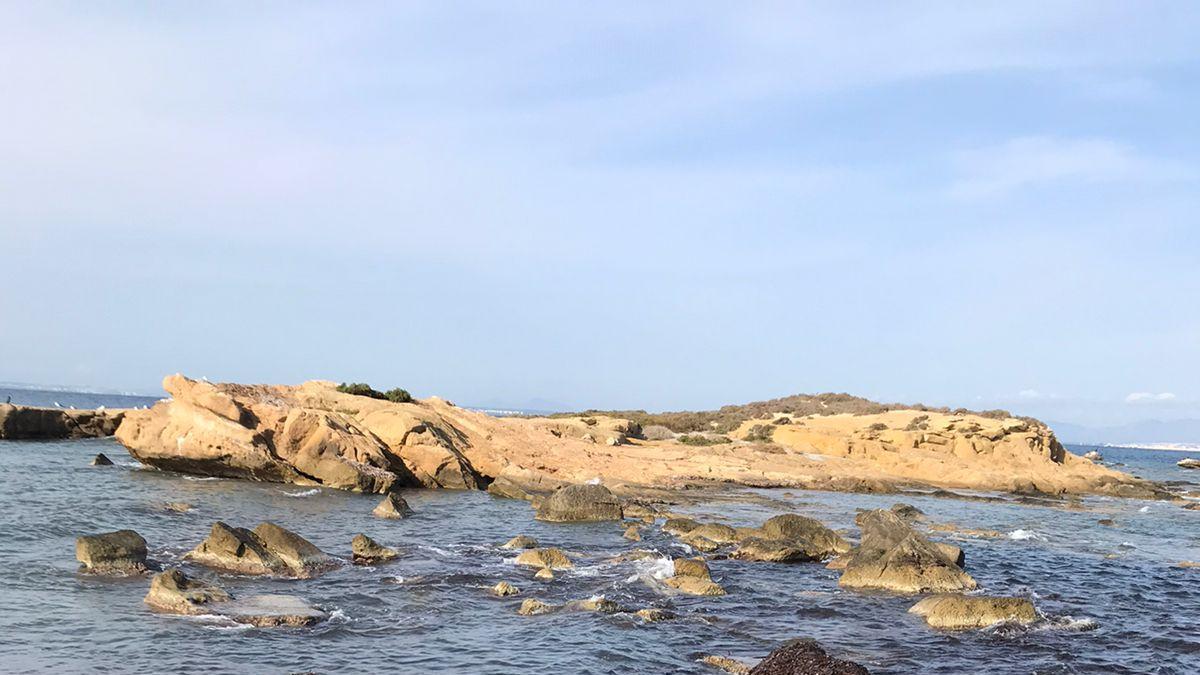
top-left (732, 538), bottom-right (816, 563)
top-left (186, 522), bottom-right (333, 578)
top-left (90, 453), bottom-right (114, 466)
top-left (756, 514), bottom-right (850, 558)
top-left (144, 569), bottom-right (326, 627)
top-left (373, 493), bottom-right (412, 519)
top-left (636, 607), bottom-right (676, 622)
top-left (682, 534), bottom-right (722, 553)
top-left (501, 535), bottom-right (539, 550)
top-left (255, 522), bottom-right (336, 575)
top-left (665, 557), bottom-right (726, 596)
top-left (908, 594), bottom-right (1037, 629)
top-left (76, 530), bottom-right (150, 575)
top-left (749, 639), bottom-right (869, 674)
top-left (623, 525), bottom-right (642, 542)
top-left (839, 510), bottom-right (976, 594)
top-left (1178, 458), bottom-right (1200, 469)
top-left (493, 581), bottom-right (520, 596)
top-left (517, 598), bottom-right (556, 615)
top-left (515, 547), bottom-right (573, 570)
top-left (688, 523), bottom-right (739, 544)
top-left (351, 534), bottom-right (399, 565)
top-left (535, 484), bottom-right (623, 522)
top-left (663, 518), bottom-right (700, 536)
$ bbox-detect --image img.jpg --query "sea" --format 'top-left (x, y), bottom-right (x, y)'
top-left (0, 388), bottom-right (1198, 673)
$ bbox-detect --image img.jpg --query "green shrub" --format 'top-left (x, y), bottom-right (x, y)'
top-left (867, 422), bottom-right (888, 431)
top-left (677, 434), bottom-right (731, 446)
top-left (744, 424), bottom-right (776, 442)
top-left (384, 388), bottom-right (413, 403)
top-left (337, 382), bottom-right (413, 403)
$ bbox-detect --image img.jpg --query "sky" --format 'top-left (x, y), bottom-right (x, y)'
top-left (0, 2), bottom-right (1197, 426)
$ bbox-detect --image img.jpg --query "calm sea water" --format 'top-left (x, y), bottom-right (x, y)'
top-left (1, 392), bottom-right (1198, 673)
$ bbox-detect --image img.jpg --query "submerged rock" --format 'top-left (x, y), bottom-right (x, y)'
top-left (908, 594), bottom-right (1037, 630)
top-left (515, 547), bottom-right (573, 570)
top-left (492, 581), bottom-right (520, 596)
top-left (757, 514), bottom-right (850, 558)
top-left (534, 484), bottom-right (624, 522)
top-left (732, 537), bottom-right (816, 563)
top-left (839, 510), bottom-right (976, 594)
top-left (1178, 459), bottom-right (1200, 470)
top-left (749, 639), bottom-right (870, 674)
top-left (76, 529), bottom-right (150, 575)
top-left (144, 569), bottom-right (326, 627)
top-left (90, 453), bottom-right (114, 466)
top-left (186, 522), bottom-right (333, 578)
top-left (351, 534), bottom-right (399, 565)
top-left (373, 493), bottom-right (412, 519)
top-left (665, 557), bottom-right (726, 596)
top-left (701, 655), bottom-right (751, 674)
top-left (501, 535), bottom-right (539, 550)
top-left (636, 607), bottom-right (676, 622)
top-left (623, 525), bottom-right (642, 542)
top-left (517, 598), bottom-right (556, 616)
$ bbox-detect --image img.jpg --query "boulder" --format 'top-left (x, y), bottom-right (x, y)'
top-left (0, 404), bottom-right (124, 440)
top-left (636, 608), bottom-right (676, 622)
top-left (564, 596), bottom-right (622, 613)
top-left (90, 453), bottom-right (114, 466)
top-left (493, 581), bottom-right (520, 596)
top-left (373, 493), bottom-right (412, 519)
top-left (682, 534), bottom-right (721, 552)
top-left (144, 569), bottom-right (326, 627)
top-left (757, 514), bottom-right (850, 558)
top-left (749, 639), bottom-right (869, 674)
top-left (351, 534), bottom-right (399, 565)
top-left (1178, 459), bottom-right (1200, 469)
top-left (517, 598), bottom-right (557, 615)
top-left (839, 510), bottom-right (976, 594)
top-left (535, 568), bottom-right (555, 580)
top-left (701, 655), bottom-right (751, 674)
top-left (933, 543), bottom-right (965, 567)
top-left (186, 521), bottom-right (332, 578)
top-left (515, 547), bottom-right (573, 570)
top-left (665, 557), bottom-right (726, 596)
top-left (535, 484), bottom-right (624, 522)
top-left (908, 594), bottom-right (1037, 629)
top-left (889, 503), bottom-right (924, 522)
top-left (663, 518), bottom-right (700, 535)
top-left (732, 538), bottom-right (817, 563)
top-left (253, 522), bottom-right (336, 576)
top-left (501, 535), bottom-right (539, 549)
top-left (76, 530), bottom-right (150, 575)
top-left (623, 525), bottom-right (642, 542)
top-left (688, 523), bottom-right (739, 544)
top-left (622, 501), bottom-right (663, 521)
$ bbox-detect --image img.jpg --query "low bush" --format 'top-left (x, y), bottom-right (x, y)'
top-left (677, 434), bottom-right (732, 446)
top-left (337, 382), bottom-right (413, 403)
top-left (744, 424), bottom-right (776, 443)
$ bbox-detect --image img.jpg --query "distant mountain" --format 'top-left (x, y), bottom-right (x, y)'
top-left (1047, 418), bottom-right (1200, 446)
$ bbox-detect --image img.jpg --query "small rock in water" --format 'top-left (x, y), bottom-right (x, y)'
top-left (144, 569), bottom-right (326, 627)
top-left (534, 568), bottom-right (555, 581)
top-left (1176, 561), bottom-right (1200, 568)
top-left (351, 533), bottom-right (399, 565)
top-left (1098, 519), bottom-right (1116, 527)
top-left (515, 547), bottom-right (573, 570)
top-left (186, 521), bottom-right (335, 578)
top-left (1083, 450), bottom-right (1103, 461)
top-left (908, 593), bottom-right (1037, 630)
top-left (732, 538), bottom-right (815, 563)
top-left (890, 503), bottom-right (925, 522)
top-left (501, 535), bottom-right (538, 549)
top-left (517, 598), bottom-right (556, 615)
top-left (534, 483), bottom-right (624, 522)
top-left (1177, 458), bottom-right (1200, 469)
top-left (163, 501), bottom-right (194, 513)
top-left (373, 493), bottom-right (413, 519)
top-left (564, 597), bottom-right (622, 613)
top-left (623, 525), bottom-right (642, 542)
top-left (748, 639), bottom-right (869, 674)
top-left (492, 581), bottom-right (520, 596)
top-left (636, 607), bottom-right (676, 622)
top-left (664, 557), bottom-right (726, 596)
top-left (76, 529), bottom-right (151, 575)
top-left (90, 453), bottom-right (114, 466)
top-left (682, 533), bottom-right (721, 552)
top-left (700, 655), bottom-right (751, 674)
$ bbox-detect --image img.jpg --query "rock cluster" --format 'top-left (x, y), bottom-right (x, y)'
top-left (185, 522), bottom-right (335, 578)
top-left (0, 404), bottom-right (125, 440)
top-left (144, 569), bottom-right (326, 627)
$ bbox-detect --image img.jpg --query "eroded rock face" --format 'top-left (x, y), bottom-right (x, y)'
top-left (186, 522), bottom-right (333, 578)
top-left (351, 534), bottom-right (398, 565)
top-left (748, 639), bottom-right (870, 675)
top-left (908, 594), bottom-right (1037, 629)
top-left (534, 484), bottom-right (623, 522)
top-left (0, 404), bottom-right (125, 440)
top-left (76, 530), bottom-right (150, 575)
top-left (839, 510), bottom-right (976, 594)
top-left (144, 569), bottom-right (326, 627)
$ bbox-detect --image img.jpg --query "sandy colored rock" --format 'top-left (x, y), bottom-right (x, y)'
top-left (623, 525), bottom-right (642, 541)
top-left (517, 598), bottom-right (556, 615)
top-left (682, 533), bottom-right (722, 553)
top-left (909, 594), bottom-right (1037, 629)
top-left (253, 522), bottom-right (335, 576)
top-left (688, 523), bottom-right (739, 544)
top-left (493, 581), bottom-right (520, 596)
top-left (636, 608), bottom-right (676, 622)
top-left (90, 453), bottom-right (114, 466)
top-left (76, 530), bottom-right (149, 575)
top-left (163, 501), bottom-right (193, 513)
top-left (663, 518), bottom-right (701, 535)
top-left (933, 542), bottom-right (965, 567)
top-left (701, 655), bottom-right (751, 674)
top-left (515, 547), bottom-right (573, 570)
top-left (144, 568), bottom-right (230, 613)
top-left (732, 538), bottom-right (816, 563)
top-left (666, 557), bottom-right (726, 596)
top-left (186, 521), bottom-right (331, 578)
top-left (927, 522), bottom-right (1003, 538)
top-left (373, 493), bottom-right (412, 519)
top-left (144, 569), bottom-right (326, 627)
top-left (534, 568), bottom-right (555, 580)
top-left (839, 510), bottom-right (976, 594)
top-left (535, 483), bottom-right (623, 522)
top-left (749, 639), bottom-right (869, 674)
top-left (565, 596), bottom-right (622, 613)
top-left (501, 535), bottom-right (538, 549)
top-left (756, 514), bottom-right (849, 558)
top-left (1, 404), bottom-right (125, 440)
top-left (351, 534), bottom-right (399, 565)
top-left (1178, 458), bottom-right (1200, 469)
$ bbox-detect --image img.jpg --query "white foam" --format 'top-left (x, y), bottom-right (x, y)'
top-left (1038, 615), bottom-right (1099, 632)
top-left (281, 488), bottom-right (320, 497)
top-left (1007, 529), bottom-right (1047, 541)
top-left (183, 476), bottom-right (220, 482)
top-left (1138, 505), bottom-right (1151, 513)
top-left (420, 545), bottom-right (451, 557)
top-left (586, 477), bottom-right (602, 485)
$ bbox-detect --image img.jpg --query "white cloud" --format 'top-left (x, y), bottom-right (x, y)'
top-left (948, 136), bottom-right (1193, 199)
top-left (1019, 389), bottom-right (1047, 399)
top-left (1125, 392), bottom-right (1177, 403)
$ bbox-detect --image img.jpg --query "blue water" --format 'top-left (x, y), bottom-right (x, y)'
top-left (0, 412), bottom-right (1198, 673)
top-left (0, 387), bottom-right (160, 410)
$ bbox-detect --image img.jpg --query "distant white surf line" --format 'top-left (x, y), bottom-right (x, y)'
top-left (1099, 443), bottom-right (1200, 452)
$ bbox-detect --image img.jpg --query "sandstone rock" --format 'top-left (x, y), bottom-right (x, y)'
top-left (622, 501), bottom-right (662, 520)
top-left (253, 522), bottom-right (336, 577)
top-left (758, 514), bottom-right (850, 558)
top-left (535, 568), bottom-right (555, 580)
top-left (1098, 519), bottom-right (1116, 526)
top-left (501, 535), bottom-right (539, 550)
top-left (76, 530), bottom-right (150, 575)
top-left (493, 581), bottom-right (520, 596)
top-left (636, 608), bottom-right (676, 622)
top-left (90, 453), bottom-right (114, 466)
top-left (688, 523), bottom-right (739, 544)
top-left (373, 493), bottom-right (412, 519)
top-left (534, 483), bottom-right (623, 522)
top-left (908, 594), bottom-right (1037, 629)
top-left (0, 404), bottom-right (124, 440)
top-left (351, 534), bottom-right (399, 565)
top-left (623, 525), bottom-right (642, 542)
top-left (163, 501), bottom-right (193, 513)
top-left (674, 557), bottom-right (712, 579)
top-left (839, 510), bottom-right (977, 594)
top-left (927, 523), bottom-right (1002, 539)
top-left (732, 538), bottom-right (816, 563)
top-left (682, 534), bottom-right (721, 552)
top-left (701, 655), bottom-right (751, 674)
top-left (608, 549), bottom-right (661, 563)
top-left (665, 557), bottom-right (726, 596)
top-left (1178, 458), bottom-right (1200, 469)
top-left (515, 547), bottom-right (573, 570)
top-left (663, 518), bottom-right (701, 535)
top-left (517, 598), bottom-right (556, 615)
top-left (825, 554), bottom-right (850, 570)
top-left (890, 503), bottom-right (924, 522)
top-left (565, 596), bottom-right (622, 613)
top-left (186, 522), bottom-right (332, 578)
top-left (933, 542), bottom-right (965, 567)
top-left (748, 639), bottom-right (869, 674)
top-left (144, 569), bottom-right (326, 627)
top-left (487, 476), bottom-right (536, 501)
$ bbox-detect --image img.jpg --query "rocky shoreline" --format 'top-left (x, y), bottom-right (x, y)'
top-left (0, 403), bottom-right (125, 440)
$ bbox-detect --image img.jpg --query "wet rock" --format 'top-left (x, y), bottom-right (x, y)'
top-left (890, 503), bottom-right (924, 522)
top-left (757, 514), bottom-right (850, 558)
top-left (535, 568), bottom-right (555, 580)
top-left (1178, 458), bottom-right (1200, 469)
top-left (186, 522), bottom-right (333, 578)
top-left (163, 501), bottom-right (193, 513)
top-left (1083, 450), bottom-right (1103, 461)
top-left (144, 569), bottom-right (326, 627)
top-left (623, 525), bottom-right (642, 542)
top-left (76, 529), bottom-right (150, 575)
top-left (749, 639), bottom-right (870, 674)
top-left (663, 518), bottom-right (701, 535)
top-left (622, 501), bottom-right (663, 521)
top-left (517, 598), bottom-right (556, 615)
top-left (501, 535), bottom-right (539, 549)
top-left (565, 596), bottom-right (622, 613)
top-left (1098, 518), bottom-right (1116, 527)
top-left (636, 608), bottom-right (676, 622)
top-left (534, 483), bottom-right (624, 522)
top-left (608, 549), bottom-right (661, 563)
top-left (825, 554), bottom-right (850, 570)
top-left (701, 655), bottom-right (751, 674)
top-left (732, 538), bottom-right (816, 563)
top-left (351, 534), bottom-right (398, 565)
top-left (665, 557), bottom-right (726, 596)
top-left (933, 543), bottom-right (965, 568)
top-left (682, 533), bottom-right (721, 552)
top-left (515, 547), bottom-right (573, 570)
top-left (908, 594), bottom-right (1037, 629)
top-left (253, 522), bottom-right (336, 576)
top-left (487, 476), bottom-right (537, 501)
top-left (373, 493), bottom-right (412, 519)
top-left (927, 522), bottom-right (1002, 538)
top-left (839, 510), bottom-right (977, 594)
top-left (90, 453), bottom-right (114, 466)
top-left (688, 523), bottom-right (739, 544)
top-left (492, 581), bottom-right (520, 596)
top-left (0, 404), bottom-right (124, 439)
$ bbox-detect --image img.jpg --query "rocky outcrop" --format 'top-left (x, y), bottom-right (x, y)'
top-left (1, 404), bottom-right (125, 440)
top-left (373, 493), bottom-right (412, 519)
top-left (908, 594), bottom-right (1037, 629)
top-left (185, 522), bottom-right (334, 578)
top-left (351, 534), bottom-right (398, 565)
top-left (492, 581), bottom-right (520, 596)
top-left (839, 510), bottom-right (976, 594)
top-left (501, 535), bottom-right (538, 550)
top-left (749, 639), bottom-right (869, 674)
top-left (1178, 459), bottom-right (1200, 469)
top-left (664, 557), bottom-right (726, 596)
top-left (76, 530), bottom-right (150, 575)
top-left (90, 453), bottom-right (114, 466)
top-left (144, 569), bottom-right (326, 627)
top-left (515, 547), bottom-right (573, 570)
top-left (702, 655), bottom-right (751, 674)
top-left (732, 538), bottom-right (815, 563)
top-left (534, 484), bottom-right (623, 522)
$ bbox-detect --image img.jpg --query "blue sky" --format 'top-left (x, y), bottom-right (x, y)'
top-left (1, 2), bottom-right (1197, 425)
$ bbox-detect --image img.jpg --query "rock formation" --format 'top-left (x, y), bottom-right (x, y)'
top-left (515, 547), bottom-right (573, 570)
top-left (90, 453), bottom-right (114, 466)
top-left (373, 493), bottom-right (412, 518)
top-left (839, 510), bottom-right (976, 594)
top-left (1, 404), bottom-right (125, 440)
top-left (908, 594), bottom-right (1038, 629)
top-left (492, 581), bottom-right (520, 596)
top-left (351, 534), bottom-right (399, 565)
top-left (185, 521), bottom-right (335, 578)
top-left (76, 530), bottom-right (150, 575)
top-left (534, 483), bottom-right (623, 522)
top-left (664, 557), bottom-right (726, 596)
top-left (501, 535), bottom-right (538, 550)
top-left (749, 639), bottom-right (870, 674)
top-left (144, 569), bottom-right (326, 627)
